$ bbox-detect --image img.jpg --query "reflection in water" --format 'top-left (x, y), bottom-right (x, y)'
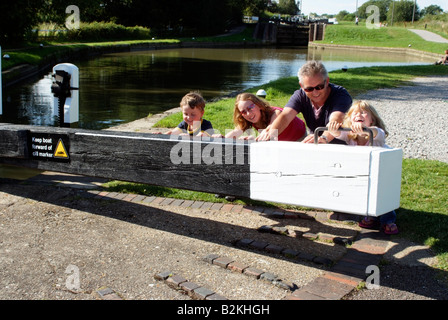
top-left (1, 47), bottom-right (433, 130)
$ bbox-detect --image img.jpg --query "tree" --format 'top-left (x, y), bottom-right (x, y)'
top-left (357, 0), bottom-right (391, 21)
top-left (421, 5), bottom-right (444, 17)
top-left (336, 10), bottom-right (350, 21)
top-left (0, 0), bottom-right (46, 45)
top-left (277, 0), bottom-right (299, 15)
top-left (387, 0), bottom-right (419, 23)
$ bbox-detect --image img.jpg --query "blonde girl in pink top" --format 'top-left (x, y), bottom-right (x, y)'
top-left (327, 100), bottom-right (389, 147)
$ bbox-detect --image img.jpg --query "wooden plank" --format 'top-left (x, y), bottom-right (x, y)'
top-left (0, 128), bottom-right (28, 158)
top-left (0, 124), bottom-right (250, 197)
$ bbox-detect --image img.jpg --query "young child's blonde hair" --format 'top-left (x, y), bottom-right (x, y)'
top-left (343, 100), bottom-right (388, 140)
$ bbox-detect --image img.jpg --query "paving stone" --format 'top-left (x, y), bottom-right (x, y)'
top-left (113, 193), bottom-right (127, 200)
top-left (154, 271), bottom-right (173, 281)
top-left (323, 271), bottom-right (362, 287)
top-left (211, 203), bottom-right (224, 211)
top-left (282, 248), bottom-right (300, 258)
top-left (265, 244), bottom-right (284, 254)
top-left (235, 238), bottom-right (254, 248)
top-left (123, 194), bottom-right (137, 201)
top-left (142, 196), bottom-right (156, 204)
top-left (180, 281), bottom-right (201, 295)
top-left (244, 267), bottom-right (264, 279)
top-left (297, 252), bottom-right (315, 262)
top-left (152, 197), bottom-right (165, 205)
top-left (221, 204), bottom-right (234, 212)
top-left (170, 199), bottom-right (185, 206)
top-left (303, 232), bottom-right (318, 240)
top-left (231, 205), bottom-right (243, 213)
top-left (300, 276), bottom-right (355, 300)
top-left (165, 274), bottom-right (188, 288)
top-left (193, 287), bottom-right (215, 300)
top-left (318, 233), bottom-right (335, 242)
top-left (227, 261), bottom-right (249, 273)
top-left (213, 256), bottom-right (234, 268)
top-left (249, 240), bottom-right (269, 250)
top-left (203, 254), bottom-right (219, 264)
top-left (190, 201), bottom-right (204, 209)
top-left (130, 195), bottom-right (146, 203)
top-left (200, 202), bottom-right (213, 210)
top-left (160, 198), bottom-right (174, 206)
top-left (180, 200), bottom-right (194, 208)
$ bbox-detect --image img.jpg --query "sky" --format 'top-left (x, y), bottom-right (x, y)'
top-left (300, 0), bottom-right (447, 16)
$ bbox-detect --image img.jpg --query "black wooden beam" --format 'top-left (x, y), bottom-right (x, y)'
top-left (0, 124), bottom-right (251, 198)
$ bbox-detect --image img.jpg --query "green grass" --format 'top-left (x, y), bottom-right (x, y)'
top-left (399, 159), bottom-right (448, 270)
top-left (319, 22), bottom-right (447, 55)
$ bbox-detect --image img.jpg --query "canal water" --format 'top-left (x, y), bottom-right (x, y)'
top-left (1, 46), bottom-right (433, 130)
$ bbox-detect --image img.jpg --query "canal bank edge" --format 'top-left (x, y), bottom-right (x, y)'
top-left (309, 42), bottom-right (441, 60)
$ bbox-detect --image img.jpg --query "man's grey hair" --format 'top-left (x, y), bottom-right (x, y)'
top-left (298, 60), bottom-right (329, 81)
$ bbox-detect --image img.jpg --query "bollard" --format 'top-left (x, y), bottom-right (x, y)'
top-left (51, 63), bottom-right (79, 127)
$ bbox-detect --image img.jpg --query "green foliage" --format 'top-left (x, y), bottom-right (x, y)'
top-left (64, 22), bottom-right (152, 42)
top-left (0, 0), bottom-right (46, 45)
top-left (387, 0), bottom-right (420, 23)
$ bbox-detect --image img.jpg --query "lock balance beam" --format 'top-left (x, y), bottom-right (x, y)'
top-left (0, 124), bottom-right (402, 216)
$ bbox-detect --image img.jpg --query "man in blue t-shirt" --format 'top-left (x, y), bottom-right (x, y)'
top-left (257, 60), bottom-right (352, 144)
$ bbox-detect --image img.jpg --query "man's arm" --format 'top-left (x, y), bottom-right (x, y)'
top-left (256, 107), bottom-right (298, 141)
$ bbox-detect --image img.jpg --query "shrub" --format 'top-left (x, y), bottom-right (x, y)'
top-left (64, 21), bottom-right (152, 42)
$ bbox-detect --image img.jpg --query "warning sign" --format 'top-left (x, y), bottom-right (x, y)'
top-left (54, 139), bottom-right (69, 159)
top-left (29, 133), bottom-right (70, 162)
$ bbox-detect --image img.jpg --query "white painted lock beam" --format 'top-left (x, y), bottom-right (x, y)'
top-left (249, 141), bottom-right (403, 216)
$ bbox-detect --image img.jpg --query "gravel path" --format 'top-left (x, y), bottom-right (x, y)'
top-left (356, 75), bottom-right (448, 163)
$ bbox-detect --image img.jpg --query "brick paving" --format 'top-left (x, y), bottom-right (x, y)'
top-left (87, 189), bottom-right (391, 300)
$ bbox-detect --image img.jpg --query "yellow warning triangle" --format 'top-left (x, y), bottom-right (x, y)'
top-left (54, 139), bottom-right (69, 159)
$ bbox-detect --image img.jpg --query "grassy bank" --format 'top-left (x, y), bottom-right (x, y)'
top-left (318, 21), bottom-right (447, 55)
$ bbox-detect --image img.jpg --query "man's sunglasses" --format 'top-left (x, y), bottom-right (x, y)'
top-left (303, 82), bottom-right (326, 92)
